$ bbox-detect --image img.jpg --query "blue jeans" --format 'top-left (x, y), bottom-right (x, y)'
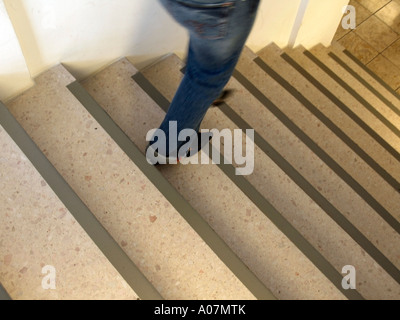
top-left (154, 0), bottom-right (260, 154)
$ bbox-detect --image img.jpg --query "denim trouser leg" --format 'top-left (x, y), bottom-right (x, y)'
top-left (155, 0), bottom-right (260, 155)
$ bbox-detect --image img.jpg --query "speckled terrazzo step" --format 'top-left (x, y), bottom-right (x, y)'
top-left (5, 39), bottom-right (399, 300)
top-left (259, 44), bottom-right (400, 187)
top-left (254, 43), bottom-right (400, 265)
top-left (309, 44), bottom-right (400, 131)
top-left (0, 125), bottom-right (139, 300)
top-left (233, 46), bottom-right (400, 299)
top-left (330, 41), bottom-right (400, 112)
top-left (5, 65), bottom-right (255, 300)
top-left (80, 56), bottom-right (348, 300)
top-left (275, 45), bottom-right (400, 225)
top-left (282, 45), bottom-right (400, 156)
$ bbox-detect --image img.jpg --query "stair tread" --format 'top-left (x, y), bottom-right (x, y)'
top-left (0, 125), bottom-right (138, 300)
top-left (144, 54), bottom-right (356, 299)
top-left (82, 55), bottom-right (349, 300)
top-left (309, 44), bottom-right (400, 132)
top-left (4, 37), bottom-right (399, 299)
top-left (286, 46), bottom-right (400, 154)
top-left (286, 47), bottom-right (400, 154)
top-left (331, 41), bottom-right (400, 108)
top-left (260, 44), bottom-right (400, 214)
top-left (246, 45), bottom-right (400, 271)
top-left (259, 44), bottom-right (400, 185)
top-left (234, 46), bottom-right (400, 299)
top-left (275, 46), bottom-right (400, 220)
top-left (5, 64), bottom-right (254, 300)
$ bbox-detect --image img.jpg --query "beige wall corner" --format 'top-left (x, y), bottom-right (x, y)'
top-left (3, 0), bottom-right (189, 81)
top-left (294, 0), bottom-right (351, 49)
top-left (0, 0), bottom-right (352, 102)
top-left (246, 0), bottom-right (302, 52)
top-left (0, 0), bottom-right (33, 102)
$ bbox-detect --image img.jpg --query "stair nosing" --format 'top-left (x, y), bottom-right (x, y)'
top-left (132, 70), bottom-right (365, 301)
top-left (258, 51), bottom-right (400, 200)
top-left (230, 67), bottom-right (400, 286)
top-left (233, 59), bottom-right (400, 237)
top-left (67, 81), bottom-right (276, 301)
top-left (342, 49), bottom-right (400, 101)
top-left (328, 51), bottom-right (400, 117)
top-left (278, 51), bottom-right (400, 227)
top-left (181, 57), bottom-right (400, 282)
top-left (280, 50), bottom-right (400, 164)
top-left (220, 98), bottom-right (400, 285)
top-left (0, 101), bottom-right (162, 301)
top-left (303, 50), bottom-right (400, 140)
top-left (255, 55), bottom-right (400, 193)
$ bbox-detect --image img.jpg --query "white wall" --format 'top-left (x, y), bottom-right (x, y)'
top-left (3, 0), bottom-right (189, 80)
top-left (0, 0), bottom-right (347, 102)
top-left (294, 0), bottom-right (350, 48)
top-left (247, 0), bottom-right (302, 52)
top-left (0, 0), bottom-right (33, 102)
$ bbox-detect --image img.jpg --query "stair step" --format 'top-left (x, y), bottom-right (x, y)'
top-left (304, 46), bottom-right (400, 141)
top-left (234, 46), bottom-right (400, 299)
top-left (273, 46), bottom-right (400, 227)
top-left (141, 56), bottom-right (360, 299)
top-left (3, 38), bottom-right (399, 300)
top-left (255, 44), bottom-right (400, 262)
top-left (5, 65), bottom-right (254, 300)
top-left (243, 44), bottom-right (400, 235)
top-left (261, 44), bottom-right (400, 191)
top-left (310, 44), bottom-right (400, 129)
top-left (0, 122), bottom-right (139, 300)
top-left (330, 42), bottom-right (400, 111)
top-left (282, 48), bottom-right (400, 168)
top-left (81, 56), bottom-right (348, 300)
top-left (286, 46), bottom-right (400, 155)
top-left (70, 76), bottom-right (270, 300)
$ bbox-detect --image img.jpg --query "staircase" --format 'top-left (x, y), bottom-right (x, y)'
top-left (1, 42), bottom-right (399, 300)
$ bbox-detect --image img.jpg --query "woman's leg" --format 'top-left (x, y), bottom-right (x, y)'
top-left (151, 0), bottom-right (260, 158)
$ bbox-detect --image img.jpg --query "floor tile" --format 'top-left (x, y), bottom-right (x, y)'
top-left (352, 0), bottom-right (374, 25)
top-left (333, 24), bottom-right (351, 42)
top-left (338, 31), bottom-right (379, 64)
top-left (355, 15), bottom-right (399, 52)
top-left (356, 0), bottom-right (392, 13)
top-left (334, 0), bottom-right (372, 41)
top-left (367, 54), bottom-right (400, 89)
top-left (376, 0), bottom-right (400, 33)
top-left (382, 37), bottom-right (400, 68)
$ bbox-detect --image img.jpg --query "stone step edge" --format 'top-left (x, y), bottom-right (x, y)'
top-left (131, 67), bottom-right (364, 301)
top-left (235, 50), bottom-right (400, 286)
top-left (331, 42), bottom-right (400, 101)
top-left (302, 49), bottom-right (400, 140)
top-left (0, 101), bottom-right (162, 301)
top-left (276, 47), bottom-right (400, 235)
top-left (317, 47), bottom-right (400, 118)
top-left (67, 81), bottom-right (276, 301)
top-left (181, 51), bottom-right (400, 279)
top-left (277, 45), bottom-right (400, 183)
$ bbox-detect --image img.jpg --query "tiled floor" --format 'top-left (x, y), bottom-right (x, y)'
top-left (334, 0), bottom-right (400, 94)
